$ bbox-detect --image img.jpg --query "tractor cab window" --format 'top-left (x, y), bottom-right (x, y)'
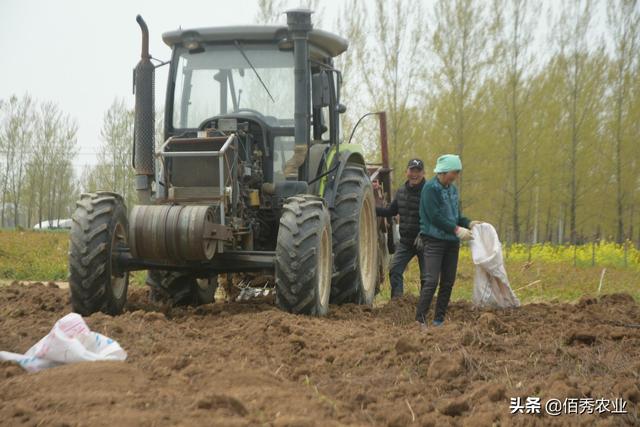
top-left (172, 44), bottom-right (295, 129)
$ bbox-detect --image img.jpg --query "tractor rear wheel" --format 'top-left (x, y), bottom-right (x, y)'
top-left (146, 271), bottom-right (217, 306)
top-left (68, 192), bottom-right (129, 315)
top-left (330, 165), bottom-right (378, 305)
top-left (275, 195), bottom-right (332, 316)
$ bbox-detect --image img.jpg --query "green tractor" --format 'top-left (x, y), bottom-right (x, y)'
top-left (68, 10), bottom-right (390, 316)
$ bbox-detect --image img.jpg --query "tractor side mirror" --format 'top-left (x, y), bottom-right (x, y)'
top-left (312, 72), bottom-right (331, 108)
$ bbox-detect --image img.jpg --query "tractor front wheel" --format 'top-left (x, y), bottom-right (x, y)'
top-left (68, 192), bottom-right (129, 315)
top-left (275, 195), bottom-right (332, 316)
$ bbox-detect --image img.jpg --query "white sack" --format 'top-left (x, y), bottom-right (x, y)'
top-left (469, 223), bottom-right (520, 309)
top-left (0, 312), bottom-right (127, 372)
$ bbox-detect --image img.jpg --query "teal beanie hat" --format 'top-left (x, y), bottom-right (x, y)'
top-left (433, 154), bottom-right (462, 173)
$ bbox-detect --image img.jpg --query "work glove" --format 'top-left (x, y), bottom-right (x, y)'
top-left (455, 226), bottom-right (474, 241)
top-left (413, 234), bottom-right (424, 252)
top-left (469, 220), bottom-right (483, 229)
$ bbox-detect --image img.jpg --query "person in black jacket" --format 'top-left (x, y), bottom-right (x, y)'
top-left (376, 159), bottom-right (427, 299)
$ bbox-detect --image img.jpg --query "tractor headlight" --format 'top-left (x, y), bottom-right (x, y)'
top-left (184, 38), bottom-right (200, 51)
top-left (181, 32), bottom-right (203, 52)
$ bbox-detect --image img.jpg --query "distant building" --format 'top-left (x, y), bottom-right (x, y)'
top-left (32, 218), bottom-right (72, 230)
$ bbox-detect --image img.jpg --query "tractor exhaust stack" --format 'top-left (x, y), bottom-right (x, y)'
top-left (286, 9), bottom-right (313, 181)
top-left (133, 15), bottom-right (155, 203)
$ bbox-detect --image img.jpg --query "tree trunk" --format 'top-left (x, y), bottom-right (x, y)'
top-left (457, 23), bottom-right (467, 200)
top-left (37, 172), bottom-right (45, 227)
top-left (1, 193), bottom-right (5, 228)
top-left (510, 16), bottom-right (520, 243)
top-left (533, 185), bottom-right (539, 244)
top-left (545, 204), bottom-right (552, 243)
top-left (615, 100), bottom-right (624, 243)
top-left (569, 54), bottom-right (579, 245)
top-left (558, 204), bottom-right (564, 244)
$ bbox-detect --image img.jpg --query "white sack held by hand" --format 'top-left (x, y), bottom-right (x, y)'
top-left (469, 223), bottom-right (520, 309)
top-left (0, 312), bottom-right (127, 372)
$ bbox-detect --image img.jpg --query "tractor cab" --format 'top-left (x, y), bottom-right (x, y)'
top-left (161, 17), bottom-right (348, 190)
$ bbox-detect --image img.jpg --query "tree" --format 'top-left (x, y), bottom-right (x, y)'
top-left (8, 95), bottom-right (35, 227)
top-left (83, 99), bottom-right (136, 209)
top-left (552, 0), bottom-right (607, 244)
top-left (429, 0), bottom-right (497, 198)
top-left (606, 0), bottom-right (640, 242)
top-left (0, 96), bottom-right (13, 227)
top-left (28, 101), bottom-right (79, 227)
top-left (256, 0), bottom-right (286, 24)
top-left (334, 0), bottom-right (367, 147)
top-left (628, 45), bottom-right (640, 245)
top-left (0, 95), bottom-right (37, 228)
top-left (493, 0), bottom-right (540, 242)
top-left (338, 0), bottom-right (427, 172)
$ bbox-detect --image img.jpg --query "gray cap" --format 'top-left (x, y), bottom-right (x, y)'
top-left (407, 159), bottom-right (424, 170)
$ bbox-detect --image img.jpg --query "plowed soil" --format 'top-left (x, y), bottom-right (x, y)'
top-left (1, 282), bottom-right (639, 426)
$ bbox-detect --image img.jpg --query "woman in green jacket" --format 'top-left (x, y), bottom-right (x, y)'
top-left (416, 154), bottom-right (479, 328)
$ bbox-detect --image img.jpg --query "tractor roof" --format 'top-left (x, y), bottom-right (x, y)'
top-left (162, 25), bottom-right (348, 57)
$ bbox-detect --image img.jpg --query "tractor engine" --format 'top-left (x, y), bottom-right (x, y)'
top-left (127, 118), bottom-right (273, 263)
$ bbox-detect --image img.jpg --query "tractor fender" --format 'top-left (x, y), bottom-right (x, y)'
top-left (322, 146), bottom-right (367, 209)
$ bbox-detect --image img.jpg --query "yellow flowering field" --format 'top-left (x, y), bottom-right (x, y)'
top-left (500, 241), bottom-right (640, 270)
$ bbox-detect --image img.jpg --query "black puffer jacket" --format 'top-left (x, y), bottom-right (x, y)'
top-left (376, 179), bottom-right (425, 245)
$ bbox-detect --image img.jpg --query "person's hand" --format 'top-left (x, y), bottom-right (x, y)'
top-left (413, 235), bottom-right (424, 251)
top-left (455, 226), bottom-right (474, 241)
top-left (469, 220), bottom-right (483, 229)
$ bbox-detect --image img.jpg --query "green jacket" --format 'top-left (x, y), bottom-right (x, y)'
top-left (419, 176), bottom-right (470, 241)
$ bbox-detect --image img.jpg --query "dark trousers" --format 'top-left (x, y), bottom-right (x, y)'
top-left (389, 240), bottom-right (427, 298)
top-left (415, 236), bottom-right (460, 323)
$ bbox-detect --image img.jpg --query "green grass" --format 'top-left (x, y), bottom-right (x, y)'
top-left (0, 229), bottom-right (147, 286)
top-left (0, 230), bottom-right (637, 302)
top-left (0, 229), bottom-right (69, 281)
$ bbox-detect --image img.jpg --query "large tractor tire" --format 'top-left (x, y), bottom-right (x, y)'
top-left (146, 271), bottom-right (217, 306)
top-left (275, 195), bottom-right (332, 316)
top-left (330, 165), bottom-right (378, 305)
top-left (69, 192), bottom-right (129, 315)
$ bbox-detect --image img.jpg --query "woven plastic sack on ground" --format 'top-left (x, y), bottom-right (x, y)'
top-left (469, 223), bottom-right (520, 309)
top-left (0, 312), bottom-right (127, 372)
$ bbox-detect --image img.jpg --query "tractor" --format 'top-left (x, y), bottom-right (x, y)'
top-left (68, 10), bottom-right (393, 316)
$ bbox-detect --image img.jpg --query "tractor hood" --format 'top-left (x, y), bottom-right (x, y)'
top-left (162, 25), bottom-right (348, 58)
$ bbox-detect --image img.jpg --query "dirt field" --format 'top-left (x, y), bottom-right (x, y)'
top-left (1, 282), bottom-right (639, 426)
